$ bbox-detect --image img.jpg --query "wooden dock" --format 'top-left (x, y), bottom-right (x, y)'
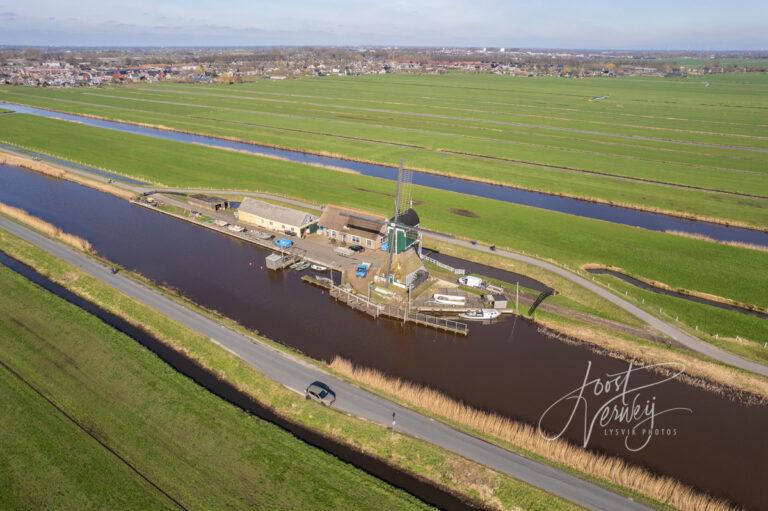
top-left (311, 279), bottom-right (467, 336)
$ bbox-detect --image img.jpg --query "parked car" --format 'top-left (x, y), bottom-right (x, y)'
top-left (356, 262), bottom-right (371, 278)
top-left (305, 381), bottom-right (336, 406)
top-left (349, 244), bottom-right (365, 253)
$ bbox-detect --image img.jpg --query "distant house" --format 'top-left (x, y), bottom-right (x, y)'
top-left (317, 205), bottom-right (387, 249)
top-left (236, 197), bottom-right (318, 236)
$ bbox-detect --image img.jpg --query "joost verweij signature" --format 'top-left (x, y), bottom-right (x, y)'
top-left (538, 361), bottom-right (692, 451)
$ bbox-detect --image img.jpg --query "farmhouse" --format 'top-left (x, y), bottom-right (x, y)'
top-left (317, 205), bottom-right (387, 249)
top-left (236, 197), bottom-right (318, 236)
top-left (188, 194), bottom-right (229, 211)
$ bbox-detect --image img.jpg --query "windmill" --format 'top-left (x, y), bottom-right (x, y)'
top-left (384, 160), bottom-right (420, 281)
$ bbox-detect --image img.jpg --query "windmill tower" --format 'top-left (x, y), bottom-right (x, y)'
top-left (385, 160), bottom-right (420, 280)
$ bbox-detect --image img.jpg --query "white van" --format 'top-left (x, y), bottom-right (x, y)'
top-left (458, 275), bottom-right (484, 288)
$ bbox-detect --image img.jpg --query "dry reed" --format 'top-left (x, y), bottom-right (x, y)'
top-left (0, 202), bottom-right (93, 252)
top-left (330, 356), bottom-right (736, 511)
top-left (666, 230), bottom-right (768, 253)
top-left (0, 150), bottom-right (136, 200)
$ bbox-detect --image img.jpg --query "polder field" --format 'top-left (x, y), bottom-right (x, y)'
top-left (0, 73), bottom-right (767, 362)
top-left (1, 73), bottom-right (768, 229)
top-left (0, 261), bottom-right (432, 511)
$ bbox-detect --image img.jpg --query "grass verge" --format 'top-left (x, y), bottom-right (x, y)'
top-left (0, 220), bottom-right (581, 511)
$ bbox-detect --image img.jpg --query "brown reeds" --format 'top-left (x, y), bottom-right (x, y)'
top-left (666, 230), bottom-right (768, 253)
top-left (330, 356), bottom-right (736, 511)
top-left (0, 202), bottom-right (93, 252)
top-left (0, 150), bottom-right (136, 200)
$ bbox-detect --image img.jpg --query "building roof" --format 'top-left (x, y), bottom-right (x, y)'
top-left (189, 194), bottom-right (227, 204)
top-left (389, 249), bottom-right (425, 282)
top-left (392, 208), bottom-right (420, 227)
top-left (238, 197), bottom-right (317, 227)
top-left (318, 205), bottom-right (386, 239)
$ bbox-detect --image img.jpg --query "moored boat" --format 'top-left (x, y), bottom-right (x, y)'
top-left (459, 309), bottom-right (501, 320)
top-left (310, 264), bottom-right (327, 271)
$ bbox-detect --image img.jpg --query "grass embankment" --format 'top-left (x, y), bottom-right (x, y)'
top-left (0, 264), bottom-right (431, 511)
top-left (2, 74), bottom-right (767, 228)
top-left (0, 229), bottom-right (580, 511)
top-left (0, 114), bottom-right (765, 314)
top-left (428, 240), bottom-right (768, 366)
top-left (329, 358), bottom-right (735, 511)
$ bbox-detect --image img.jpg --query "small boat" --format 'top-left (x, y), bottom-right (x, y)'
top-left (434, 293), bottom-right (466, 305)
top-left (253, 231), bottom-right (274, 240)
top-left (294, 261), bottom-right (311, 271)
top-left (310, 264), bottom-right (327, 271)
top-left (459, 309), bottom-right (501, 320)
top-left (315, 276), bottom-right (333, 285)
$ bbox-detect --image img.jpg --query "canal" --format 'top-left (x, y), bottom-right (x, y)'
top-left (2, 102), bottom-right (767, 248)
top-left (0, 251), bottom-right (480, 511)
top-left (0, 163), bottom-right (765, 510)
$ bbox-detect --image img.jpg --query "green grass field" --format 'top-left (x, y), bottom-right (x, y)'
top-left (2, 73), bottom-right (767, 227)
top-left (0, 226), bottom-right (583, 511)
top-left (0, 262), bottom-right (433, 511)
top-left (1, 112), bottom-right (766, 315)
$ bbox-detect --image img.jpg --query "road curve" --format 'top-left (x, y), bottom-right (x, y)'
top-left (0, 217), bottom-right (650, 511)
top-left (421, 230), bottom-right (768, 378)
top-left (2, 145), bottom-right (765, 376)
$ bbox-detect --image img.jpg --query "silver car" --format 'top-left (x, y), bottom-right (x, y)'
top-left (305, 381), bottom-right (336, 406)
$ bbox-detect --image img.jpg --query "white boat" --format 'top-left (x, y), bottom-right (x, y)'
top-left (459, 309), bottom-right (501, 320)
top-left (310, 264), bottom-right (327, 271)
top-left (433, 293), bottom-right (466, 305)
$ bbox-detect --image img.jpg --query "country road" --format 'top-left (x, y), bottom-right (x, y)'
top-left (2, 142), bottom-right (766, 377)
top-left (0, 217), bottom-right (651, 511)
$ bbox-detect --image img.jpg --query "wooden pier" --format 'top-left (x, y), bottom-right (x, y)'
top-left (311, 279), bottom-right (467, 336)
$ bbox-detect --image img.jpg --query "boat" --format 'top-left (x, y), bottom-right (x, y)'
top-left (253, 231), bottom-right (274, 240)
top-left (310, 264), bottom-right (327, 271)
top-left (459, 309), bottom-right (501, 320)
top-left (433, 293), bottom-right (466, 305)
top-left (294, 261), bottom-right (311, 271)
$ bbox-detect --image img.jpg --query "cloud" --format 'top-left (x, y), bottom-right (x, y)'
top-left (0, 0), bottom-right (766, 49)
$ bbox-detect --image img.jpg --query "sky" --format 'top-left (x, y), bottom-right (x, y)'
top-left (0, 0), bottom-right (766, 50)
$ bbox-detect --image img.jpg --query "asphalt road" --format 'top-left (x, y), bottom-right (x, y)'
top-left (2, 143), bottom-right (765, 377)
top-left (2, 144), bottom-right (765, 377)
top-left (0, 217), bottom-right (652, 511)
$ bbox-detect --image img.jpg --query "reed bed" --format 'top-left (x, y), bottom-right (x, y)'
top-left (666, 230), bottom-right (768, 253)
top-left (0, 150), bottom-right (136, 200)
top-left (330, 356), bottom-right (736, 511)
top-left (0, 202), bottom-right (93, 252)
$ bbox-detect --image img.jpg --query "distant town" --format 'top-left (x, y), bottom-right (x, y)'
top-left (1, 46), bottom-right (767, 86)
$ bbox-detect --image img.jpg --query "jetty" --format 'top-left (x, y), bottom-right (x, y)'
top-left (303, 276), bottom-right (468, 336)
